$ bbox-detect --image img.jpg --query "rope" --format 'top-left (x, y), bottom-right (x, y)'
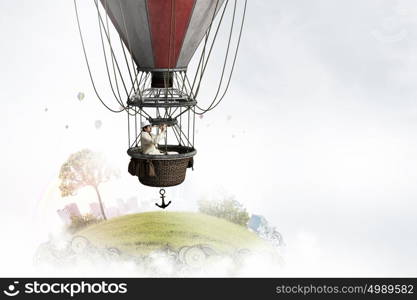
top-left (179, 107), bottom-right (183, 145)
top-left (135, 106), bottom-right (138, 142)
top-left (93, 1), bottom-right (145, 119)
top-left (127, 110), bottom-right (130, 147)
top-left (120, 37), bottom-right (135, 88)
top-left (199, 0), bottom-right (248, 112)
top-left (187, 108), bottom-right (191, 148)
top-left (103, 1), bottom-right (139, 113)
top-left (191, 0), bottom-right (228, 95)
top-left (130, 129), bottom-right (144, 149)
top-left (192, 106), bottom-right (196, 148)
top-left (93, 0), bottom-right (130, 97)
top-left (98, 6), bottom-right (144, 118)
top-left (197, 0), bottom-right (238, 107)
top-left (173, 125), bottom-right (192, 147)
top-left (194, 0), bottom-right (247, 114)
top-left (190, 0), bottom-right (224, 94)
top-left (91, 1), bottom-right (148, 119)
top-left (104, 0), bottom-right (124, 104)
top-left (97, 1), bottom-right (124, 105)
top-left (171, 124), bottom-right (182, 145)
top-left (139, 108), bottom-right (143, 147)
top-left (74, 0), bottom-right (124, 113)
top-left (117, 0), bottom-right (138, 89)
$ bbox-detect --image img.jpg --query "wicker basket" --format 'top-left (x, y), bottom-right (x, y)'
top-left (127, 145), bottom-right (196, 187)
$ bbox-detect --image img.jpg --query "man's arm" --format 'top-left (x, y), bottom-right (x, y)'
top-left (153, 125), bottom-right (167, 144)
top-left (153, 130), bottom-right (166, 144)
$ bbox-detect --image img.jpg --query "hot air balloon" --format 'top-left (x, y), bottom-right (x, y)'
top-left (74, 0), bottom-right (247, 207)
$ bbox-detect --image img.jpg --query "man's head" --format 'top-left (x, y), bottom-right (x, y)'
top-left (141, 121), bottom-right (152, 133)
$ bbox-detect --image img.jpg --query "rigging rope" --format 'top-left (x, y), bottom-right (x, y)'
top-left (117, 0), bottom-right (139, 89)
top-left (104, 0), bottom-right (124, 104)
top-left (74, 0), bottom-right (124, 113)
top-left (196, 0), bottom-right (238, 108)
top-left (77, 0), bottom-right (148, 119)
top-left (194, 0), bottom-right (247, 114)
top-left (97, 1), bottom-right (125, 105)
top-left (93, 0), bottom-right (130, 98)
top-left (190, 0), bottom-right (225, 95)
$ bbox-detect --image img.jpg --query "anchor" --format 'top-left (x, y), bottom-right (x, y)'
top-left (155, 189), bottom-right (171, 209)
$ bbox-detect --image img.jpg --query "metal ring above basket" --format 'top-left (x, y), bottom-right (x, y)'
top-left (127, 145), bottom-right (196, 160)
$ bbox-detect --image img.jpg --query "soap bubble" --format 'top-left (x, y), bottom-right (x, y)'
top-left (77, 92), bottom-right (85, 101)
top-left (95, 120), bottom-right (102, 129)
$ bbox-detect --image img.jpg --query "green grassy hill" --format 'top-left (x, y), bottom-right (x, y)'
top-left (78, 211), bottom-right (274, 256)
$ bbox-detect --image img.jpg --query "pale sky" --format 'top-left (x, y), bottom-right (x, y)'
top-left (1, 0), bottom-right (417, 276)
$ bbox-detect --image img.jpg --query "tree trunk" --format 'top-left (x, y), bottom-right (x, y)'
top-left (93, 185), bottom-right (107, 220)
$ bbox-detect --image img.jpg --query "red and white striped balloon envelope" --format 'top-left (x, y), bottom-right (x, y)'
top-left (100, 0), bottom-right (226, 70)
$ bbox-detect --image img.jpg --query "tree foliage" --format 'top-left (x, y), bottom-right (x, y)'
top-left (59, 149), bottom-right (117, 196)
top-left (58, 149), bottom-right (118, 220)
top-left (198, 197), bottom-right (250, 226)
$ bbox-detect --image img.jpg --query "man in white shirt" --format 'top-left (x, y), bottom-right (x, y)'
top-left (140, 120), bottom-right (167, 155)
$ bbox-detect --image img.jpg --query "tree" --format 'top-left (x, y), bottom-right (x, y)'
top-left (198, 197), bottom-right (250, 226)
top-left (59, 149), bottom-right (118, 220)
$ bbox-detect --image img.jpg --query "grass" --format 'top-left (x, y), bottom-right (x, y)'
top-left (77, 211), bottom-right (274, 256)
